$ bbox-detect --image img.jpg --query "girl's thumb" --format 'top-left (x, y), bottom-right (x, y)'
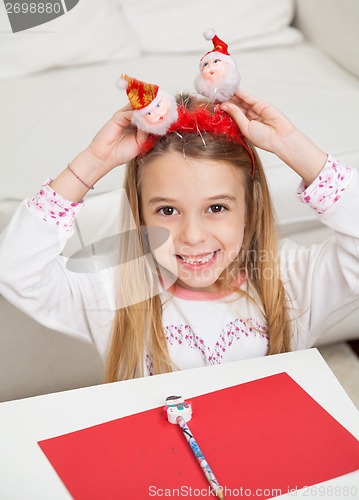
top-left (220, 102), bottom-right (249, 134)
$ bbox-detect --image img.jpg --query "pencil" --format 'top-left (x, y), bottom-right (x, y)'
top-left (176, 415), bottom-right (224, 499)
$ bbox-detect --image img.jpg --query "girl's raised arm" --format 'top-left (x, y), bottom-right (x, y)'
top-left (50, 104), bottom-right (148, 202)
top-left (220, 89), bottom-right (328, 187)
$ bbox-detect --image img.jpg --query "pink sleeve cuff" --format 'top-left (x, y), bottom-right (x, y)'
top-left (297, 155), bottom-right (353, 215)
top-left (26, 179), bottom-right (83, 231)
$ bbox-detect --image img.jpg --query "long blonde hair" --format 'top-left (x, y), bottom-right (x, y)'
top-left (104, 97), bottom-right (292, 382)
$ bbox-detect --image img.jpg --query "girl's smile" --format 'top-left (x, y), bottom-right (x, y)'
top-left (140, 151), bottom-right (246, 292)
top-left (176, 249), bottom-right (218, 269)
top-left (177, 250), bottom-right (217, 264)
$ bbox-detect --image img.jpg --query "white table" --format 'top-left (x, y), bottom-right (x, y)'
top-left (0, 348), bottom-right (358, 499)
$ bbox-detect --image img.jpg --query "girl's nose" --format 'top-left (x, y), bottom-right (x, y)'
top-left (180, 217), bottom-right (208, 246)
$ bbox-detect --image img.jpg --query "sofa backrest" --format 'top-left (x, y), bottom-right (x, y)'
top-left (294, 0), bottom-right (359, 78)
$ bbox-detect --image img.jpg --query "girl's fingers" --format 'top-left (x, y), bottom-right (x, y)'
top-left (111, 109), bottom-right (133, 126)
top-left (229, 91), bottom-right (265, 117)
top-left (225, 97), bottom-right (261, 122)
top-left (233, 88), bottom-right (262, 106)
top-left (220, 102), bottom-right (250, 134)
top-left (229, 97), bottom-right (250, 112)
top-left (233, 89), bottom-right (273, 118)
top-left (227, 98), bottom-right (254, 122)
top-left (235, 88), bottom-right (268, 112)
top-left (119, 103), bottom-right (133, 112)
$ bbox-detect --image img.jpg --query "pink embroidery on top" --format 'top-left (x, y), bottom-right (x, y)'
top-left (27, 179), bottom-right (82, 231)
top-left (145, 318), bottom-right (268, 375)
top-left (297, 155), bottom-right (353, 215)
top-left (145, 354), bottom-right (154, 376)
top-left (165, 318), bottom-right (269, 365)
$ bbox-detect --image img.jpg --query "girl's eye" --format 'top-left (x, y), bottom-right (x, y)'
top-left (214, 59), bottom-right (220, 64)
top-left (203, 62), bottom-right (208, 67)
top-left (147, 111), bottom-right (152, 116)
top-left (156, 102), bottom-right (161, 108)
top-left (157, 206), bottom-right (178, 216)
top-left (208, 204), bottom-right (227, 213)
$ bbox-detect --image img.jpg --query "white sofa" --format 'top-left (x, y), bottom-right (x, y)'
top-left (0, 0), bottom-right (358, 401)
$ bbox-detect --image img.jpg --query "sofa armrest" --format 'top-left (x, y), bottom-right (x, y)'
top-left (293, 0), bottom-right (359, 78)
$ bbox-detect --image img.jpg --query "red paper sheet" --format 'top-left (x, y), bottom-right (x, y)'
top-left (38, 372), bottom-right (359, 499)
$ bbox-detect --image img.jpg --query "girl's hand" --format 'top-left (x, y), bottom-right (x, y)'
top-left (50, 105), bottom-right (148, 202)
top-left (220, 89), bottom-right (296, 155)
top-left (220, 89), bottom-right (328, 185)
top-left (86, 104), bottom-right (149, 173)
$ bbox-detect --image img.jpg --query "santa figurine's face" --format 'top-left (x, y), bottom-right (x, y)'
top-left (201, 58), bottom-right (227, 81)
top-left (143, 94), bottom-right (170, 125)
top-left (132, 90), bottom-right (178, 135)
top-left (194, 56), bottom-right (241, 103)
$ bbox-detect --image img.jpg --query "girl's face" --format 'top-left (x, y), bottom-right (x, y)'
top-left (140, 151), bottom-right (246, 292)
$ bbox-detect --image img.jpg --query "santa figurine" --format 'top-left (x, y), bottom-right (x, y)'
top-left (117, 73), bottom-right (178, 135)
top-left (194, 29), bottom-right (241, 103)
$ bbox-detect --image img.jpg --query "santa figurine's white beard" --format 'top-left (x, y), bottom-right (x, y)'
top-left (194, 64), bottom-right (241, 103)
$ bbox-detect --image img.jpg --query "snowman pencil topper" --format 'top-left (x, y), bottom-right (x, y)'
top-left (194, 28), bottom-right (241, 103)
top-left (164, 395), bottom-right (224, 499)
top-left (165, 395), bottom-right (193, 424)
top-left (117, 73), bottom-right (178, 135)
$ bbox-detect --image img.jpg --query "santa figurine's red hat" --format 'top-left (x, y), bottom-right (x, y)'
top-left (200, 28), bottom-right (236, 66)
top-left (117, 73), bottom-right (160, 112)
top-left (117, 73), bottom-right (178, 135)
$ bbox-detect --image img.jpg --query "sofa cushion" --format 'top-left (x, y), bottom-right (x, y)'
top-left (294, 0), bottom-right (359, 78)
top-left (119, 0), bottom-right (300, 53)
top-left (0, 0), bottom-right (139, 79)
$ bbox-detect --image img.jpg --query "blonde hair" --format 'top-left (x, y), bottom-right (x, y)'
top-left (103, 96), bottom-right (292, 382)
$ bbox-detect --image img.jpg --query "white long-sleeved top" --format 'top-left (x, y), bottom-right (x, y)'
top-left (0, 156), bottom-right (358, 376)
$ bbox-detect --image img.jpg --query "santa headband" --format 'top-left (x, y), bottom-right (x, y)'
top-left (117, 31), bottom-right (254, 174)
top-left (140, 103), bottom-right (256, 178)
top-left (117, 83), bottom-right (255, 177)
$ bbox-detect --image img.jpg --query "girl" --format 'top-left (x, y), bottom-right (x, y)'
top-left (0, 90), bottom-right (358, 383)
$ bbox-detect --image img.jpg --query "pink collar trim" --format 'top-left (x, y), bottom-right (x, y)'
top-left (167, 273), bottom-right (246, 301)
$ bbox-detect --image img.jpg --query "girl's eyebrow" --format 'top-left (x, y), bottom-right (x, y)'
top-left (148, 197), bottom-right (177, 205)
top-left (207, 194), bottom-right (237, 202)
top-left (148, 194), bottom-right (237, 205)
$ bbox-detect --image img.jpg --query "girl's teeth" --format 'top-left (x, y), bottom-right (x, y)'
top-left (180, 251), bottom-right (215, 265)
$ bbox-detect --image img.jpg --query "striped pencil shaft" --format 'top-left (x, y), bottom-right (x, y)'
top-left (176, 416), bottom-right (223, 496)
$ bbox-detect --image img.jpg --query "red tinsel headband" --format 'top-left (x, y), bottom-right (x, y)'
top-left (139, 103), bottom-right (256, 178)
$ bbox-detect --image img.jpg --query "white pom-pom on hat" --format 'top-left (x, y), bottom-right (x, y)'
top-left (203, 28), bottom-right (215, 40)
top-left (116, 75), bottom-right (129, 90)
